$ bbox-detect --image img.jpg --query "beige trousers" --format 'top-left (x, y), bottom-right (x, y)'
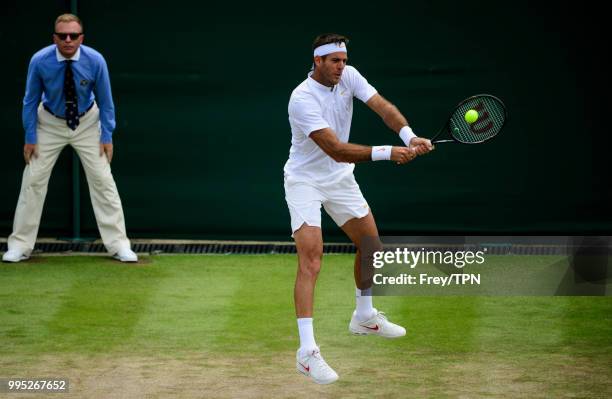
top-left (7, 104), bottom-right (130, 255)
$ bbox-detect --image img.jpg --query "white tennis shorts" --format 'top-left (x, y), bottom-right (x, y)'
top-left (284, 173), bottom-right (370, 235)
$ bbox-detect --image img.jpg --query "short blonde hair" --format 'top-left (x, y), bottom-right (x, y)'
top-left (55, 14), bottom-right (83, 31)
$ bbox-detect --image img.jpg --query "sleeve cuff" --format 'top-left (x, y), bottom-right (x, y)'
top-left (360, 88), bottom-right (378, 103)
top-left (25, 132), bottom-right (37, 145)
top-left (306, 124), bottom-right (330, 137)
top-left (100, 131), bottom-right (113, 144)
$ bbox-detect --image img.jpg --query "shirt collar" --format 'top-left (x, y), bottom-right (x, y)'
top-left (56, 46), bottom-right (81, 62)
top-left (307, 72), bottom-right (336, 93)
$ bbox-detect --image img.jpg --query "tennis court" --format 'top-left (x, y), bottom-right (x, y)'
top-left (2, 1), bottom-right (611, 397)
top-left (1, 253), bottom-right (611, 398)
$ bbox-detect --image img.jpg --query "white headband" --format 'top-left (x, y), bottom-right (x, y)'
top-left (313, 42), bottom-right (347, 57)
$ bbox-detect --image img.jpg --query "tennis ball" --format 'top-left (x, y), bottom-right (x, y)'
top-left (465, 109), bottom-right (479, 124)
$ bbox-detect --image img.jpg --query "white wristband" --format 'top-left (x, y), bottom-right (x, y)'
top-left (399, 126), bottom-right (417, 146)
top-left (371, 145), bottom-right (392, 161)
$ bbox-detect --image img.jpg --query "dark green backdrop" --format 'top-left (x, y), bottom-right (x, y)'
top-left (1, 1), bottom-right (610, 241)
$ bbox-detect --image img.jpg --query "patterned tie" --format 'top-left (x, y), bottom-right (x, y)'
top-left (64, 60), bottom-right (79, 130)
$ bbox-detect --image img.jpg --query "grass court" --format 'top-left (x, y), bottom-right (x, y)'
top-left (1, 254), bottom-right (611, 398)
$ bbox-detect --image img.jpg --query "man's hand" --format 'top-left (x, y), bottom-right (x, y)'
top-left (100, 143), bottom-right (113, 163)
top-left (409, 137), bottom-right (434, 155)
top-left (391, 146), bottom-right (417, 164)
top-left (23, 144), bottom-right (38, 164)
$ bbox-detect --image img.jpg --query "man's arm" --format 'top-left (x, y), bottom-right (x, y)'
top-left (366, 93), bottom-right (408, 133)
top-left (310, 128), bottom-right (416, 164)
top-left (94, 54), bottom-right (116, 144)
top-left (22, 56), bottom-right (43, 163)
top-left (366, 94), bottom-right (433, 154)
top-left (94, 54), bottom-right (116, 162)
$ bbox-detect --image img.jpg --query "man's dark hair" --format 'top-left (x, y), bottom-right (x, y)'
top-left (312, 33), bottom-right (349, 52)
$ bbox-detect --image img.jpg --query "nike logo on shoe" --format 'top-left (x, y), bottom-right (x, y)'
top-left (349, 310), bottom-right (406, 338)
top-left (299, 362), bottom-right (310, 372)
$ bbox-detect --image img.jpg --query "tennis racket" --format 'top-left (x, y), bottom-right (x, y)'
top-left (431, 94), bottom-right (507, 144)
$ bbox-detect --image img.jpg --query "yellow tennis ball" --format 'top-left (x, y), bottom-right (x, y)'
top-left (465, 109), bottom-right (479, 124)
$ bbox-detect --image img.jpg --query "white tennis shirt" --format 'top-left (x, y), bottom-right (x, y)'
top-left (284, 65), bottom-right (377, 185)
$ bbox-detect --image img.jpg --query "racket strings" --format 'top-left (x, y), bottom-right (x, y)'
top-left (450, 96), bottom-right (506, 144)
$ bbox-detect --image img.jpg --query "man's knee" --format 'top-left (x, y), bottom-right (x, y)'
top-left (298, 246), bottom-right (323, 278)
top-left (356, 235), bottom-right (383, 257)
top-left (24, 168), bottom-right (52, 192)
top-left (86, 169), bottom-right (115, 187)
top-left (356, 237), bottom-right (382, 287)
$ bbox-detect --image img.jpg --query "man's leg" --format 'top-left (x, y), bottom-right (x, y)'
top-left (5, 107), bottom-right (67, 258)
top-left (294, 224), bottom-right (322, 353)
top-left (341, 211), bottom-right (406, 338)
top-left (341, 211), bottom-right (379, 320)
top-left (294, 223), bottom-right (323, 320)
top-left (285, 179), bottom-right (338, 383)
top-left (69, 106), bottom-right (132, 257)
top-left (293, 223), bottom-right (338, 384)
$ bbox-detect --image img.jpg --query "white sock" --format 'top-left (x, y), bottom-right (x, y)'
top-left (297, 318), bottom-right (317, 355)
top-left (355, 287), bottom-right (375, 321)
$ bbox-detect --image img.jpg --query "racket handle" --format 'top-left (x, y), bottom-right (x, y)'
top-left (432, 139), bottom-right (454, 144)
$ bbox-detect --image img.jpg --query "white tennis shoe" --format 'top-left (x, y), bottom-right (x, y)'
top-left (2, 249), bottom-right (30, 263)
top-left (113, 247), bottom-right (138, 262)
top-left (349, 309), bottom-right (406, 338)
top-left (296, 347), bottom-right (339, 384)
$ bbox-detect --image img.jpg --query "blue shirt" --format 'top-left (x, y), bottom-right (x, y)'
top-left (22, 44), bottom-right (116, 144)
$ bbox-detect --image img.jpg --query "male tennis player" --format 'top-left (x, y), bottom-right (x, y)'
top-left (2, 14), bottom-right (137, 263)
top-left (284, 33), bottom-right (433, 384)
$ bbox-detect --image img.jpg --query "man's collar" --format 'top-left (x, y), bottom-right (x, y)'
top-left (56, 46), bottom-right (81, 62)
top-left (307, 72), bottom-right (335, 92)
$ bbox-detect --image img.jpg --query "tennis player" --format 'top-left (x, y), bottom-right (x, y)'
top-left (284, 33), bottom-right (434, 384)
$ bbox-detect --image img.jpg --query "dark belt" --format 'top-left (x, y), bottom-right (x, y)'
top-left (43, 102), bottom-right (94, 119)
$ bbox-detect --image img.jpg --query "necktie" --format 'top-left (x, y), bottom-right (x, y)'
top-left (64, 60), bottom-right (79, 130)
